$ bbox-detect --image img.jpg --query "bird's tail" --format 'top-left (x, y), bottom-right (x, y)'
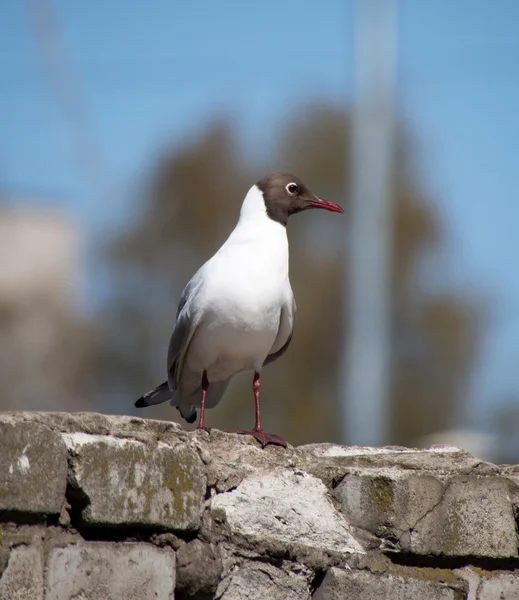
top-left (135, 381), bottom-right (171, 408)
top-left (135, 382), bottom-right (197, 423)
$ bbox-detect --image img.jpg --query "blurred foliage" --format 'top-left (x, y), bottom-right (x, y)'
top-left (95, 104), bottom-right (484, 446)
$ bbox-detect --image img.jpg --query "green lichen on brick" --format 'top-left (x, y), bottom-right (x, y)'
top-left (368, 477), bottom-right (395, 516)
top-left (70, 436), bottom-right (204, 529)
top-left (79, 448), bottom-right (111, 485)
top-left (166, 462), bottom-right (194, 515)
top-left (356, 553), bottom-right (467, 592)
top-left (389, 563), bottom-right (463, 588)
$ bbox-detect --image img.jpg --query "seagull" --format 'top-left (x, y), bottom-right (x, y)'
top-left (135, 172), bottom-right (343, 447)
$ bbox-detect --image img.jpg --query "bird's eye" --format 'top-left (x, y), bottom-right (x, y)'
top-left (286, 183), bottom-right (298, 195)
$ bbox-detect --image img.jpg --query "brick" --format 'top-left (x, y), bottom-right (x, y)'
top-left (45, 542), bottom-right (175, 600)
top-left (217, 560), bottom-right (311, 600)
top-left (410, 476), bottom-right (517, 558)
top-left (0, 544), bottom-right (44, 600)
top-left (337, 472), bottom-right (517, 558)
top-left (313, 567), bottom-right (462, 600)
top-left (336, 472), bottom-right (444, 543)
top-left (211, 469), bottom-right (364, 556)
top-left (64, 432), bottom-right (205, 530)
top-left (0, 420), bottom-right (67, 514)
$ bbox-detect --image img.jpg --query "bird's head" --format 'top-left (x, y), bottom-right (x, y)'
top-left (256, 172), bottom-right (343, 225)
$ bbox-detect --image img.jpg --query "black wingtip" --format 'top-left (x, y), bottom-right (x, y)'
top-left (176, 407), bottom-right (197, 423)
top-left (186, 411), bottom-right (197, 424)
top-left (135, 398), bottom-right (147, 408)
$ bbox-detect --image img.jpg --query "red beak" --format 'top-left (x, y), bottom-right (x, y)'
top-left (309, 197), bottom-right (344, 214)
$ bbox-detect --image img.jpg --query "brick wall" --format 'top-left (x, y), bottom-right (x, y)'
top-left (1, 412), bottom-right (518, 599)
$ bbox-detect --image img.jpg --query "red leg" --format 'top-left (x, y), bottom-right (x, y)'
top-left (238, 371), bottom-right (287, 448)
top-left (196, 371), bottom-right (210, 432)
top-left (253, 371), bottom-right (262, 431)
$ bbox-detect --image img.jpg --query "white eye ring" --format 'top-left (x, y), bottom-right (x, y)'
top-left (286, 182), bottom-right (298, 195)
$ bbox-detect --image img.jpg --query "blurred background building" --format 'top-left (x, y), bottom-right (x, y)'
top-left (0, 205), bottom-right (92, 411)
top-left (1, 0), bottom-right (518, 462)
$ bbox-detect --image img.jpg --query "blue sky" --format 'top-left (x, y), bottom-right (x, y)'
top-left (1, 0), bottom-right (519, 423)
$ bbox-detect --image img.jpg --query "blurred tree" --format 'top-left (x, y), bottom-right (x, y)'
top-left (96, 105), bottom-right (483, 447)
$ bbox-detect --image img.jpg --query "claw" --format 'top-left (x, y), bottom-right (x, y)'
top-left (238, 428), bottom-right (287, 448)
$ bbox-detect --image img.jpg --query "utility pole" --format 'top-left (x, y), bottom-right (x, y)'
top-left (340, 0), bottom-right (397, 446)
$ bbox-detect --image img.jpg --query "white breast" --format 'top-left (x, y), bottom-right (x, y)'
top-left (184, 185), bottom-right (293, 382)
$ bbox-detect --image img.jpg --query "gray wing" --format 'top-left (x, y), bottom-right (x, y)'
top-left (166, 276), bottom-right (203, 391)
top-left (264, 296), bottom-right (296, 366)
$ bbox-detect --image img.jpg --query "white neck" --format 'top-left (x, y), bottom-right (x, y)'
top-left (218, 184), bottom-right (288, 271)
top-left (238, 185), bottom-right (270, 224)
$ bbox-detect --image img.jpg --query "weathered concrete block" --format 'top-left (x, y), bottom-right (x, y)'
top-left (211, 469), bottom-right (364, 556)
top-left (313, 567), bottom-right (462, 600)
top-left (20, 411), bottom-right (184, 446)
top-left (296, 444), bottom-right (485, 482)
top-left (410, 476), bottom-right (516, 558)
top-left (64, 432), bottom-right (205, 530)
top-left (336, 472), bottom-right (445, 543)
top-left (0, 544), bottom-right (44, 600)
top-left (45, 542), bottom-right (175, 600)
top-left (217, 560), bottom-right (312, 600)
top-left (0, 420), bottom-right (67, 514)
top-left (337, 472), bottom-right (517, 558)
top-left (477, 573), bottom-right (519, 599)
top-left (455, 567), bottom-right (519, 600)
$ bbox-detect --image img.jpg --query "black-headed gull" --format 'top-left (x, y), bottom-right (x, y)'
top-left (135, 172), bottom-right (343, 447)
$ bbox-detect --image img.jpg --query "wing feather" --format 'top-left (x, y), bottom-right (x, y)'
top-left (264, 295), bottom-right (296, 366)
top-left (166, 276), bottom-right (203, 390)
